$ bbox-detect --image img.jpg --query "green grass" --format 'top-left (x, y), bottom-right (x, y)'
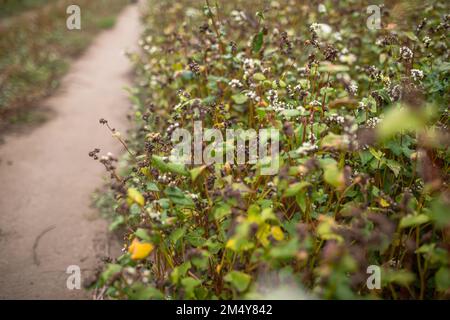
top-left (0, 0), bottom-right (58, 18)
top-left (0, 0), bottom-right (130, 119)
top-left (96, 16), bottom-right (117, 30)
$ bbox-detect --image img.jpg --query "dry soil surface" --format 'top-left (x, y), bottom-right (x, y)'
top-left (0, 3), bottom-right (140, 299)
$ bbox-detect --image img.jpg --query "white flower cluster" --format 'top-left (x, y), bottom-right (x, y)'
top-left (189, 192), bottom-right (199, 199)
top-left (339, 52), bottom-right (357, 65)
top-left (318, 4), bottom-right (327, 13)
top-left (158, 173), bottom-right (173, 184)
top-left (147, 207), bottom-right (161, 221)
top-left (366, 117), bottom-right (382, 128)
top-left (400, 46), bottom-right (413, 61)
top-left (327, 114), bottom-right (345, 125)
top-left (348, 82), bottom-right (358, 95)
top-left (271, 99), bottom-right (290, 112)
top-left (266, 89), bottom-right (278, 102)
top-left (246, 90), bottom-right (261, 102)
top-left (411, 69), bottom-right (424, 82)
top-left (296, 141), bottom-right (319, 156)
top-left (243, 58), bottom-right (259, 71)
top-left (296, 67), bottom-right (308, 76)
top-left (309, 23), bottom-right (332, 38)
top-left (242, 57), bottom-right (261, 78)
top-left (229, 79), bottom-right (243, 88)
top-left (230, 10), bottom-right (247, 24)
top-left (309, 100), bottom-right (322, 107)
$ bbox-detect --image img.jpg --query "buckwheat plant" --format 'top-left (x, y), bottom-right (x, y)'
top-left (90, 0), bottom-right (449, 300)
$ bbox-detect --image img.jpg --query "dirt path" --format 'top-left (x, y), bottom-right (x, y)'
top-left (0, 3), bottom-right (140, 299)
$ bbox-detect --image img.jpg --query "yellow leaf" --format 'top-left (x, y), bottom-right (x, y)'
top-left (256, 224), bottom-right (271, 247)
top-left (271, 226), bottom-right (285, 241)
top-left (225, 238), bottom-right (236, 250)
top-left (379, 198), bottom-right (390, 208)
top-left (317, 215), bottom-right (344, 243)
top-left (128, 238), bottom-right (154, 260)
top-left (127, 188), bottom-right (145, 207)
top-left (140, 167), bottom-right (151, 178)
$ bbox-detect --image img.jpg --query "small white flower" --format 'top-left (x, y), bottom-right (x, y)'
top-left (318, 4), bottom-right (327, 13)
top-left (366, 117), bottom-right (382, 128)
top-left (231, 10), bottom-right (247, 24)
top-left (327, 114), bottom-right (345, 125)
top-left (246, 91), bottom-right (260, 102)
top-left (348, 82), bottom-right (358, 95)
top-left (411, 69), bottom-right (424, 82)
top-left (339, 53), bottom-right (357, 65)
top-left (400, 46), bottom-right (413, 61)
top-left (310, 23), bottom-right (332, 38)
top-left (147, 207), bottom-right (161, 221)
top-left (296, 141), bottom-right (318, 156)
top-left (229, 79), bottom-right (243, 88)
top-left (310, 100), bottom-right (322, 106)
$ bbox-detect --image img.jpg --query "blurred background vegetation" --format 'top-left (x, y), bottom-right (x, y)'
top-left (0, 0), bottom-right (130, 125)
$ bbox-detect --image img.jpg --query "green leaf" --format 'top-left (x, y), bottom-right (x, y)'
top-left (252, 30), bottom-right (264, 53)
top-left (231, 93), bottom-right (248, 104)
top-left (402, 31), bottom-right (419, 42)
top-left (213, 202), bottom-right (232, 220)
top-left (321, 133), bottom-right (346, 150)
top-left (435, 267), bottom-right (450, 292)
top-left (126, 283), bottom-right (164, 300)
top-left (164, 187), bottom-right (195, 207)
top-left (224, 271), bottom-right (252, 292)
top-left (253, 72), bottom-right (266, 81)
top-left (385, 159), bottom-right (401, 177)
top-left (270, 238), bottom-right (299, 259)
top-left (146, 182), bottom-right (159, 192)
top-left (186, 229), bottom-right (206, 247)
top-left (369, 147), bottom-right (384, 161)
top-left (359, 150), bottom-right (374, 166)
top-left (170, 262), bottom-right (191, 284)
top-left (190, 165), bottom-right (207, 182)
top-left (376, 104), bottom-right (434, 140)
top-left (280, 109), bottom-right (302, 119)
top-left (383, 269), bottom-right (415, 286)
top-left (323, 163), bottom-right (344, 189)
top-left (181, 277), bottom-right (202, 296)
top-left (284, 181), bottom-right (311, 197)
top-left (399, 214), bottom-right (430, 229)
top-left (429, 197), bottom-right (450, 228)
top-left (375, 89), bottom-right (392, 105)
top-left (296, 192), bottom-right (307, 212)
top-left (170, 227), bottom-right (186, 244)
top-left (109, 215), bottom-right (125, 231)
top-left (135, 228), bottom-right (152, 241)
top-left (152, 155), bottom-right (188, 176)
top-left (100, 264), bottom-right (122, 284)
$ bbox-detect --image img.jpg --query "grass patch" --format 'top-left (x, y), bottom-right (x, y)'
top-left (96, 16), bottom-right (117, 30)
top-left (0, 0), bottom-right (130, 121)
